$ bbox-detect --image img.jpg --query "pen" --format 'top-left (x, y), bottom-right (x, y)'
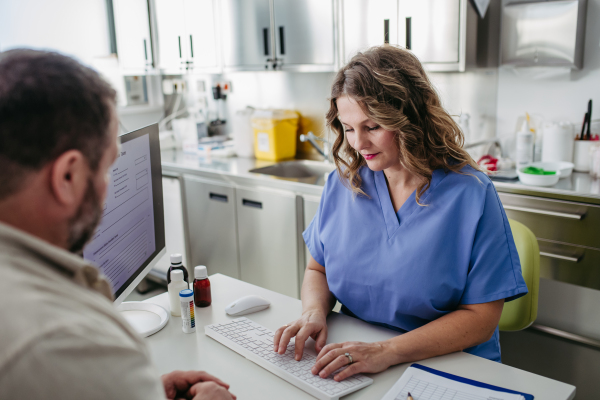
top-left (407, 392), bottom-right (414, 400)
top-left (580, 112), bottom-right (588, 141)
top-left (587, 99), bottom-right (593, 140)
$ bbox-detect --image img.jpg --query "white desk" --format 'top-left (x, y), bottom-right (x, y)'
top-left (143, 274), bottom-right (575, 400)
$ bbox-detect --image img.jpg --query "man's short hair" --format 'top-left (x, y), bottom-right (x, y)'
top-left (0, 49), bottom-right (117, 199)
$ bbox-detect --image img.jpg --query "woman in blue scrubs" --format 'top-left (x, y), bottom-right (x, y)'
top-left (273, 45), bottom-right (528, 382)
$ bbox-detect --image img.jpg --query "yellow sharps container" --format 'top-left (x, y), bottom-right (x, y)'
top-left (252, 109), bottom-right (299, 161)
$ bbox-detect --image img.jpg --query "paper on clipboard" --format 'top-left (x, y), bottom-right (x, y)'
top-left (381, 366), bottom-right (525, 400)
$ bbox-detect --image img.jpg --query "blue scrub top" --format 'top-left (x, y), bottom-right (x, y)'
top-left (303, 165), bottom-right (528, 362)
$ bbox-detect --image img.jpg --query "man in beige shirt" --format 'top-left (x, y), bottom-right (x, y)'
top-left (0, 49), bottom-right (235, 400)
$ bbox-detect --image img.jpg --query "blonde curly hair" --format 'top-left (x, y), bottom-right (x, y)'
top-left (326, 45), bottom-right (480, 204)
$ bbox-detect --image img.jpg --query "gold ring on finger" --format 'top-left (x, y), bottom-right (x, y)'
top-left (344, 352), bottom-right (353, 364)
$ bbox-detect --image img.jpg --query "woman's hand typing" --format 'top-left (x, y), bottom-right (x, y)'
top-left (273, 309), bottom-right (328, 361)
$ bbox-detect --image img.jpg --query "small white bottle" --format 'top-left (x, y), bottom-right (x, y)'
top-left (168, 270), bottom-right (188, 317)
top-left (516, 120), bottom-right (534, 169)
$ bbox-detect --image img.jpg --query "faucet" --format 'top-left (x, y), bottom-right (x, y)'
top-left (300, 132), bottom-right (331, 161)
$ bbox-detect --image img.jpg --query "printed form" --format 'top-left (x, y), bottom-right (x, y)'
top-left (84, 134), bottom-right (156, 293)
top-left (381, 366), bottom-right (525, 400)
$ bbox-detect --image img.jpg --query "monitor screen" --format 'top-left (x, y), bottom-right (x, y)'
top-left (83, 124), bottom-right (165, 302)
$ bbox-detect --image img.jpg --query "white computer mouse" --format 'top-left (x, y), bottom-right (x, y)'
top-left (225, 295), bottom-right (271, 316)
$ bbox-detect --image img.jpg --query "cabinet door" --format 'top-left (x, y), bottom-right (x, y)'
top-left (342, 0), bottom-right (398, 63)
top-left (221, 0), bottom-right (272, 69)
top-left (236, 187), bottom-right (298, 298)
top-left (272, 0), bottom-right (335, 68)
top-left (155, 0), bottom-right (186, 72)
top-left (183, 0), bottom-right (219, 70)
top-left (184, 176), bottom-right (240, 279)
top-left (113, 0), bottom-right (153, 70)
top-left (398, 0), bottom-right (462, 64)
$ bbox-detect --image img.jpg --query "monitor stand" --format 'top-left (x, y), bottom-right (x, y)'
top-left (117, 302), bottom-right (170, 338)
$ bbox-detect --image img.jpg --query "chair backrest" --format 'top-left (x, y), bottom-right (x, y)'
top-left (499, 219), bottom-right (540, 331)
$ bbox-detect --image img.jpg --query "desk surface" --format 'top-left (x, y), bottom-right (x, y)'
top-left (143, 274), bottom-right (575, 400)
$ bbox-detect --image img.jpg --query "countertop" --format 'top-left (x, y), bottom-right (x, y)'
top-left (161, 150), bottom-right (600, 205)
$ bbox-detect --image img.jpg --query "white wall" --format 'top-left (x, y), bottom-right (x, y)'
top-left (496, 0), bottom-right (600, 152)
top-left (0, 0), bottom-right (111, 66)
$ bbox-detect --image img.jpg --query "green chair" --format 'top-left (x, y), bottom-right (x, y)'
top-left (498, 219), bottom-right (540, 331)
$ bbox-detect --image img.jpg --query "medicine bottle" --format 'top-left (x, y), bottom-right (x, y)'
top-left (179, 289), bottom-right (196, 333)
top-left (168, 270), bottom-right (188, 317)
top-left (167, 253), bottom-right (188, 284)
top-left (193, 265), bottom-right (211, 307)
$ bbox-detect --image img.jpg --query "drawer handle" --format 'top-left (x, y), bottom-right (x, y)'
top-left (540, 251), bottom-right (581, 263)
top-left (209, 193), bottom-right (228, 203)
top-left (242, 199), bottom-right (262, 209)
top-left (503, 205), bottom-right (584, 220)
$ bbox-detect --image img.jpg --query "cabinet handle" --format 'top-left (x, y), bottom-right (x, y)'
top-left (189, 35), bottom-right (194, 58)
top-left (405, 17), bottom-right (412, 50)
top-left (383, 19), bottom-right (389, 44)
top-left (279, 26), bottom-right (285, 55)
top-left (502, 205), bottom-right (584, 220)
top-left (143, 39), bottom-right (148, 61)
top-left (242, 199), bottom-right (263, 209)
top-left (178, 36), bottom-right (182, 59)
top-left (540, 251), bottom-right (581, 263)
top-left (209, 192), bottom-right (228, 203)
top-left (263, 28), bottom-right (269, 56)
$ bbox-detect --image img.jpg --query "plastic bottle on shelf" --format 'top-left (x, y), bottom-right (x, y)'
top-left (193, 265), bottom-right (212, 308)
top-left (168, 270), bottom-right (188, 317)
top-left (167, 253), bottom-right (188, 284)
top-left (516, 119), bottom-right (534, 169)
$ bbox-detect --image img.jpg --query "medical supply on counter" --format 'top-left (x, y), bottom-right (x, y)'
top-left (225, 295), bottom-right (271, 316)
top-left (573, 140), bottom-right (600, 172)
top-left (205, 318), bottom-right (373, 400)
top-left (233, 107), bottom-right (255, 158)
top-left (528, 161), bottom-right (573, 179)
top-left (252, 109), bottom-right (299, 161)
top-left (591, 145), bottom-right (600, 178)
top-left (542, 122), bottom-right (574, 163)
top-left (168, 270), bottom-right (188, 317)
top-left (167, 253), bottom-right (188, 285)
top-left (516, 119), bottom-right (534, 169)
top-left (179, 289), bottom-right (196, 333)
top-left (518, 167), bottom-right (560, 187)
top-left (193, 265), bottom-right (211, 307)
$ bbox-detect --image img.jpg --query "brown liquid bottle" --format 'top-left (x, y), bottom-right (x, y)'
top-left (167, 253), bottom-right (189, 284)
top-left (193, 265), bottom-right (211, 307)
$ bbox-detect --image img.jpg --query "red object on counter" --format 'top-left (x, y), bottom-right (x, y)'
top-left (193, 265), bottom-right (211, 307)
top-left (477, 154), bottom-right (498, 172)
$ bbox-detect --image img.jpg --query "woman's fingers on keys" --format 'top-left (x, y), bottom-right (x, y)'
top-left (318, 353), bottom-right (352, 379)
top-left (315, 342), bottom-right (342, 362)
top-left (273, 322), bottom-right (295, 351)
top-left (277, 324), bottom-right (300, 354)
top-left (311, 347), bottom-right (346, 376)
top-left (293, 326), bottom-right (314, 360)
top-left (333, 363), bottom-right (362, 382)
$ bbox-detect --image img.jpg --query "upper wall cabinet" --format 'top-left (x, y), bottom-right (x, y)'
top-left (221, 0), bottom-right (336, 71)
top-left (154, 0), bottom-right (219, 74)
top-left (398, 0), bottom-right (467, 72)
top-left (113, 0), bottom-right (154, 72)
top-left (342, 0), bottom-right (399, 63)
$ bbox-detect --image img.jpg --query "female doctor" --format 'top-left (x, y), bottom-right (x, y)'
top-left (273, 46), bottom-right (528, 382)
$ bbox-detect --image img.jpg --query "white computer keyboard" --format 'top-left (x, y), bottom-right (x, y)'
top-left (205, 317), bottom-right (373, 400)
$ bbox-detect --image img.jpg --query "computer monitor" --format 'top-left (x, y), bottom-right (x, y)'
top-left (83, 123), bottom-right (166, 305)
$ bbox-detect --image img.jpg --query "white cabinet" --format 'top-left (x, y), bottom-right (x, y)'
top-left (221, 0), bottom-right (336, 71)
top-left (183, 175), bottom-right (240, 279)
top-left (155, 0), bottom-right (218, 73)
top-left (113, 0), bottom-right (153, 71)
top-left (236, 187), bottom-right (299, 298)
top-left (398, 0), bottom-right (467, 72)
top-left (341, 0), bottom-right (399, 63)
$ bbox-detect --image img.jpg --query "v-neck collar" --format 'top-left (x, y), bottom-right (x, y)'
top-left (374, 168), bottom-right (447, 239)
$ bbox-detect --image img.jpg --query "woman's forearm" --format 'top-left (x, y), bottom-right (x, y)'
top-left (301, 257), bottom-right (336, 317)
top-left (382, 300), bottom-right (504, 366)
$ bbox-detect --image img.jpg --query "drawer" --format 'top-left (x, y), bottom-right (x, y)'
top-left (538, 239), bottom-right (600, 291)
top-left (499, 193), bottom-right (600, 249)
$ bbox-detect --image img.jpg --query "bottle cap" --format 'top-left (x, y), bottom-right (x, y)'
top-left (171, 269), bottom-right (184, 282)
top-left (170, 253), bottom-right (182, 264)
top-left (195, 265), bottom-right (208, 279)
top-left (179, 289), bottom-right (193, 298)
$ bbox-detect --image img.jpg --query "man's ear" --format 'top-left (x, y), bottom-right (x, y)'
top-left (49, 150), bottom-right (89, 207)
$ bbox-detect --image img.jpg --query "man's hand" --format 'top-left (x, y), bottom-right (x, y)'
top-left (161, 370), bottom-right (235, 400)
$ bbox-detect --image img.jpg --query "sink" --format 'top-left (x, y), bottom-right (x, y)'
top-left (249, 160), bottom-right (335, 180)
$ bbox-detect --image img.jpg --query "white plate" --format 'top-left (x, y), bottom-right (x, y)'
top-left (529, 161), bottom-right (574, 179)
top-left (117, 301), bottom-right (170, 338)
